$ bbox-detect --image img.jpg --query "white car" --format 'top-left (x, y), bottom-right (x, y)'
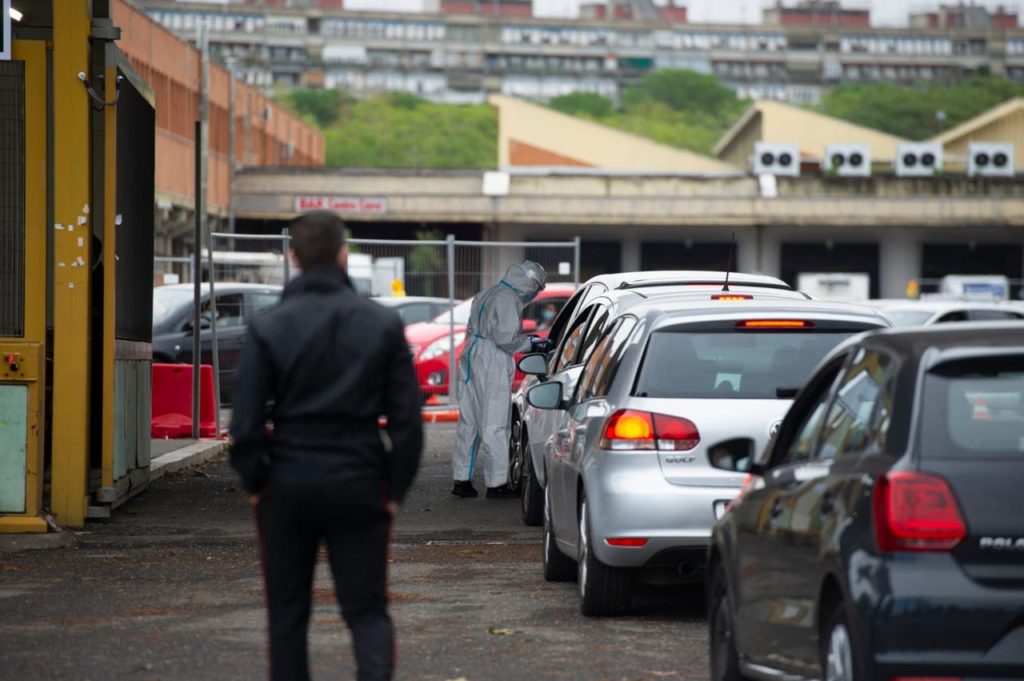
top-left (865, 298), bottom-right (1024, 327)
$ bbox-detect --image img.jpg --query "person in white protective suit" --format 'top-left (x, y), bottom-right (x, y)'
top-left (452, 261), bottom-right (550, 499)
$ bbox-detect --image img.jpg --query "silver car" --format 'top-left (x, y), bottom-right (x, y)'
top-left (511, 271), bottom-right (806, 525)
top-left (521, 296), bottom-right (890, 616)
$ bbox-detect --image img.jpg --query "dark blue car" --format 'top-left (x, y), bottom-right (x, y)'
top-left (707, 322), bottom-right (1024, 681)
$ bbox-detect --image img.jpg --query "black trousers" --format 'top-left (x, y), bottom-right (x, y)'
top-left (256, 479), bottom-right (393, 681)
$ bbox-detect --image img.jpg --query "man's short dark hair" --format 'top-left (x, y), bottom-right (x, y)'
top-left (289, 211), bottom-right (347, 271)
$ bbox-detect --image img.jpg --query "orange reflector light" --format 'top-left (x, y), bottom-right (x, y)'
top-left (737, 320), bottom-right (813, 329)
top-left (712, 294), bottom-right (753, 301)
top-left (606, 538), bottom-right (649, 547)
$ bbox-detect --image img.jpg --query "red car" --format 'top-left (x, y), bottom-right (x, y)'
top-left (404, 284), bottom-right (575, 401)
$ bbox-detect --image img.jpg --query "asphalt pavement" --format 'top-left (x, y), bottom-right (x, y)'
top-left (0, 424), bottom-right (710, 681)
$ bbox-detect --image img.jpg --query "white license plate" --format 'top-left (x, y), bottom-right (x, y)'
top-left (713, 500), bottom-right (730, 520)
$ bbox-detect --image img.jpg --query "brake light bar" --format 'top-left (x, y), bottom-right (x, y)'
top-left (712, 294), bottom-right (753, 301)
top-left (737, 320), bottom-right (813, 329)
top-left (599, 409), bottom-right (699, 451)
top-left (874, 471), bottom-right (967, 552)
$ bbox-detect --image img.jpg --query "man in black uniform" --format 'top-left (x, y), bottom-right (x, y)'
top-left (229, 210), bottom-right (423, 681)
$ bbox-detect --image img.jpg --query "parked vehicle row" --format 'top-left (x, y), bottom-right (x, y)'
top-left (504, 269), bottom-right (1024, 680)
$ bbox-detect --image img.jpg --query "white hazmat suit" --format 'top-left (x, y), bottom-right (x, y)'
top-left (453, 262), bottom-right (547, 490)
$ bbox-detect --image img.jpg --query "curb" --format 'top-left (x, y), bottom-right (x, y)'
top-left (0, 531), bottom-right (77, 553)
top-left (150, 439), bottom-right (229, 481)
top-left (422, 409), bottom-right (459, 423)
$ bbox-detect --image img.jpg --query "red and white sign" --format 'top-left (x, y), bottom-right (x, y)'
top-left (294, 195), bottom-right (389, 215)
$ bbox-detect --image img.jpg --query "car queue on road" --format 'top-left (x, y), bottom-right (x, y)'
top-left (495, 269), bottom-right (1024, 681)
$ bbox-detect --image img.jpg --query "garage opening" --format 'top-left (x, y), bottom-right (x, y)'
top-left (780, 242), bottom-right (880, 298)
top-left (921, 242), bottom-right (1023, 297)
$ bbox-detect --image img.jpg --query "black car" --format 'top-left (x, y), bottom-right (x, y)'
top-left (707, 322), bottom-right (1024, 681)
top-left (152, 283), bottom-right (282, 404)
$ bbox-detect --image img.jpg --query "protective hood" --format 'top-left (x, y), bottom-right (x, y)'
top-left (502, 261), bottom-right (547, 299)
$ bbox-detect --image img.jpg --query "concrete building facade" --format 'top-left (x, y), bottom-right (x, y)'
top-left (137, 0), bottom-right (1024, 105)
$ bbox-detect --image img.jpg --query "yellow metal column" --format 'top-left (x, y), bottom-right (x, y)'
top-left (0, 40), bottom-right (49, 534)
top-left (50, 0), bottom-right (94, 527)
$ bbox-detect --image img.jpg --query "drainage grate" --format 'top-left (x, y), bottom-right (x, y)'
top-left (0, 60), bottom-right (25, 338)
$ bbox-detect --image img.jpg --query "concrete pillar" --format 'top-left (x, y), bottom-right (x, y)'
top-left (758, 228), bottom-right (782, 278)
top-left (621, 235), bottom-right (640, 272)
top-left (736, 228), bottom-right (760, 275)
top-left (879, 230), bottom-right (921, 299)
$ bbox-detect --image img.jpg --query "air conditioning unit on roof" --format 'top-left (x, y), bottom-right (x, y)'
top-left (967, 143), bottom-right (1014, 178)
top-left (824, 144), bottom-right (871, 177)
top-left (895, 142), bottom-right (942, 177)
top-left (752, 142), bottom-right (799, 177)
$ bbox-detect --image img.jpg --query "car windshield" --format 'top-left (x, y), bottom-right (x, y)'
top-left (153, 287), bottom-right (196, 328)
top-left (433, 299), bottom-right (473, 325)
top-left (634, 329), bottom-right (856, 399)
top-left (885, 309), bottom-right (934, 327)
top-left (920, 355), bottom-right (1024, 460)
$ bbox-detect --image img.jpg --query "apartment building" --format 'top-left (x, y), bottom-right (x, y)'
top-left (137, 0), bottom-right (1024, 105)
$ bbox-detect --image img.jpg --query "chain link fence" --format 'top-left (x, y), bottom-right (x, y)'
top-left (154, 233), bottom-right (580, 410)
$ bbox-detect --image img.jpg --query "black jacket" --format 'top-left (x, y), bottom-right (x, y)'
top-left (229, 267), bottom-right (423, 503)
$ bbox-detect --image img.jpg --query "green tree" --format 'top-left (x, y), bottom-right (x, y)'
top-left (282, 89), bottom-right (352, 128)
top-left (549, 92), bottom-right (614, 119)
top-left (819, 76), bottom-right (1024, 140)
top-left (408, 230), bottom-right (444, 296)
top-left (622, 69), bottom-right (745, 121)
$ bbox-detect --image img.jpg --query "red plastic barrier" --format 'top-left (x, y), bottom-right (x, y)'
top-left (152, 363), bottom-right (217, 438)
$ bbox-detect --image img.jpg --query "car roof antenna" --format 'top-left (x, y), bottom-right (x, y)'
top-left (722, 232), bottom-right (736, 292)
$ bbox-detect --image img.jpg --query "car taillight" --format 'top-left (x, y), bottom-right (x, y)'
top-left (599, 409), bottom-right (699, 451)
top-left (873, 471), bottom-right (966, 552)
top-left (736, 320), bottom-right (813, 329)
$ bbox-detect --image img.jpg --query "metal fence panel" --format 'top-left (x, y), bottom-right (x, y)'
top-left (154, 234), bottom-right (580, 408)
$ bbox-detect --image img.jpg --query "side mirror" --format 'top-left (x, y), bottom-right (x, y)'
top-left (707, 438), bottom-right (764, 476)
top-left (184, 317), bottom-right (212, 334)
top-left (517, 353), bottom-right (548, 377)
top-left (522, 319), bottom-right (539, 332)
top-left (527, 381), bottom-right (563, 410)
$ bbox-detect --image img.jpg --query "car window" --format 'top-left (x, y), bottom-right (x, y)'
top-left (634, 328), bottom-right (858, 399)
top-left (580, 316), bottom-right (638, 401)
top-left (578, 304), bottom-right (610, 366)
top-left (920, 355), bottom-right (1024, 460)
top-left (772, 357), bottom-right (846, 467)
top-left (935, 310), bottom-right (969, 323)
top-left (552, 309), bottom-right (592, 374)
top-left (249, 291), bottom-right (280, 317)
top-left (524, 296), bottom-right (568, 332)
top-left (816, 350), bottom-right (892, 460)
top-left (203, 293), bottom-right (246, 329)
top-left (971, 309), bottom-right (1024, 321)
top-left (396, 303), bottom-right (436, 325)
top-left (546, 285), bottom-right (589, 346)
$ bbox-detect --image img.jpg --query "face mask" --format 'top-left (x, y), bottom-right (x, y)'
top-left (542, 309), bottom-right (555, 321)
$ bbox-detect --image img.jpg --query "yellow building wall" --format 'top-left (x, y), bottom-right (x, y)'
top-left (939, 108), bottom-right (1024, 171)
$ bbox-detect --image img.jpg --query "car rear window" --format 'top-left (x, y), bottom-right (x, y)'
top-left (920, 355), bottom-right (1024, 459)
top-left (634, 329), bottom-right (856, 399)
